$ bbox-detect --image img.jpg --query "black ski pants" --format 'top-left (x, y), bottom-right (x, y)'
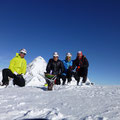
top-left (2, 69), bottom-right (25, 87)
top-left (74, 68), bottom-right (88, 85)
top-left (61, 70), bottom-right (72, 85)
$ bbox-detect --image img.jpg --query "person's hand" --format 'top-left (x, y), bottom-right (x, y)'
top-left (76, 66), bottom-right (80, 71)
top-left (77, 66), bottom-right (80, 69)
top-left (16, 74), bottom-right (23, 79)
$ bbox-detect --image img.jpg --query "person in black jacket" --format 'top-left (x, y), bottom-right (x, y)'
top-left (46, 52), bottom-right (64, 85)
top-left (72, 51), bottom-right (89, 85)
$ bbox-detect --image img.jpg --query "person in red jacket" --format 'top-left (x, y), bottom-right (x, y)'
top-left (72, 51), bottom-right (89, 85)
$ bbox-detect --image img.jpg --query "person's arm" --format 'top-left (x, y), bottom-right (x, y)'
top-left (22, 60), bottom-right (27, 75)
top-left (58, 61), bottom-right (64, 75)
top-left (83, 57), bottom-right (89, 68)
top-left (68, 61), bottom-right (73, 71)
top-left (46, 59), bottom-right (52, 73)
top-left (72, 60), bottom-right (76, 70)
top-left (60, 61), bottom-right (64, 74)
top-left (9, 58), bottom-right (16, 74)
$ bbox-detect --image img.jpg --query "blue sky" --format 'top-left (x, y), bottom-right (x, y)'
top-left (0, 0), bottom-right (120, 85)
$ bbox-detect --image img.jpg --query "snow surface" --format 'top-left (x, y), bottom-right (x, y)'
top-left (0, 56), bottom-right (120, 120)
top-left (0, 85), bottom-right (120, 120)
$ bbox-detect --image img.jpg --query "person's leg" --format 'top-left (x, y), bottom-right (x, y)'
top-left (2, 69), bottom-right (14, 85)
top-left (13, 75), bottom-right (25, 87)
top-left (67, 70), bottom-right (72, 83)
top-left (56, 75), bottom-right (61, 85)
top-left (67, 77), bottom-right (72, 83)
top-left (82, 68), bottom-right (88, 83)
top-left (74, 71), bottom-right (80, 85)
top-left (61, 75), bottom-right (66, 85)
top-left (82, 76), bottom-right (87, 83)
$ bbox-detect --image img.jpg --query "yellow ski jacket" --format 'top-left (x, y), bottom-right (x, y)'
top-left (9, 53), bottom-right (27, 75)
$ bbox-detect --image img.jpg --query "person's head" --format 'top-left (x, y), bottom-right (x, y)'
top-left (53, 52), bottom-right (59, 61)
top-left (19, 49), bottom-right (27, 58)
top-left (66, 53), bottom-right (72, 62)
top-left (77, 51), bottom-right (83, 59)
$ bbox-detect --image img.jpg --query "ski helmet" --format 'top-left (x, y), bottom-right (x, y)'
top-left (53, 52), bottom-right (59, 57)
top-left (66, 52), bottom-right (72, 57)
top-left (20, 48), bottom-right (27, 55)
top-left (77, 51), bottom-right (82, 55)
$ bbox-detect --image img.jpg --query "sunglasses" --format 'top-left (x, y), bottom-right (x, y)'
top-left (53, 56), bottom-right (58, 58)
top-left (20, 52), bottom-right (26, 55)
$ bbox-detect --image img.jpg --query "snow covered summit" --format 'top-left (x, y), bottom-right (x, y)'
top-left (25, 56), bottom-right (47, 87)
top-left (27, 56), bottom-right (47, 76)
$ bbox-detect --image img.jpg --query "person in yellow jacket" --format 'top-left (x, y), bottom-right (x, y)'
top-left (1, 49), bottom-right (27, 87)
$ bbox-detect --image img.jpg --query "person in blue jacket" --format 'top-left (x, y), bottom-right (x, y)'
top-left (62, 53), bottom-right (73, 85)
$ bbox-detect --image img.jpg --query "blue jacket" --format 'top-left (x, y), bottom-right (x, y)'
top-left (62, 60), bottom-right (73, 75)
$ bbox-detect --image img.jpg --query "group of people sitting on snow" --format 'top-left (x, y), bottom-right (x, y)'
top-left (0, 48), bottom-right (89, 88)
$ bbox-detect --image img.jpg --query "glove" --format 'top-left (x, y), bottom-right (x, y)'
top-left (76, 66), bottom-right (80, 71)
top-left (77, 66), bottom-right (80, 69)
top-left (16, 74), bottom-right (23, 79)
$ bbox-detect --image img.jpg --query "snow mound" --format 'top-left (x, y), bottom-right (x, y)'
top-left (25, 56), bottom-right (47, 87)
